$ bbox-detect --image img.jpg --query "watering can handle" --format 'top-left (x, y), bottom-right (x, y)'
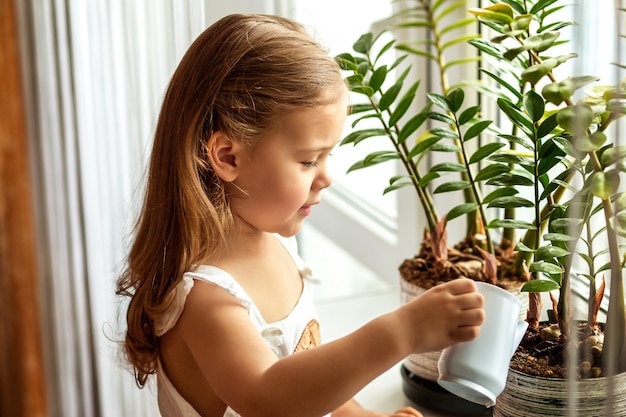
top-left (510, 321), bottom-right (529, 357)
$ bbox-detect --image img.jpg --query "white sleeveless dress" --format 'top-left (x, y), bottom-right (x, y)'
top-left (154, 236), bottom-right (326, 417)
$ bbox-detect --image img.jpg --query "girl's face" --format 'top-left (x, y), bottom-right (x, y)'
top-left (229, 93), bottom-right (348, 237)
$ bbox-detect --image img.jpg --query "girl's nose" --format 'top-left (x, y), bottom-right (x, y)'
top-left (315, 165), bottom-right (332, 190)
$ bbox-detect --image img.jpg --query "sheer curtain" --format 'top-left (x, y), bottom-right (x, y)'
top-left (18, 1), bottom-right (275, 416)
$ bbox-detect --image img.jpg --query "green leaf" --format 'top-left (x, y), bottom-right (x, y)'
top-left (488, 219), bottom-right (536, 230)
top-left (543, 76), bottom-right (600, 105)
top-left (501, 0), bottom-right (526, 14)
top-left (427, 93), bottom-right (453, 112)
top-left (487, 173), bottom-right (534, 187)
top-left (441, 34), bottom-right (482, 51)
top-left (351, 113), bottom-right (380, 129)
top-left (574, 131), bottom-right (607, 153)
top-left (601, 145), bottom-right (626, 168)
top-left (348, 103), bottom-right (375, 115)
top-left (447, 203), bottom-right (480, 221)
top-left (469, 142), bottom-right (506, 164)
top-left (351, 85), bottom-right (375, 97)
top-left (389, 175), bottom-right (406, 185)
top-left (430, 143), bottom-right (461, 153)
top-left (474, 163), bottom-right (510, 182)
top-left (529, 261), bottom-right (563, 275)
top-left (448, 89), bottom-right (465, 112)
top-left (353, 33), bottom-right (374, 54)
top-left (497, 98), bottom-right (534, 137)
top-left (590, 170), bottom-right (620, 200)
top-left (430, 127), bottom-right (459, 139)
top-left (468, 3), bottom-right (514, 25)
top-left (346, 73), bottom-right (364, 87)
top-left (515, 241), bottom-right (534, 252)
top-left (522, 279), bottom-right (561, 292)
top-left (500, 134), bottom-right (534, 151)
top-left (383, 182), bottom-right (413, 194)
top-left (469, 39), bottom-right (506, 60)
top-left (441, 19), bottom-right (477, 37)
top-left (398, 111), bottom-right (430, 143)
top-left (418, 172), bottom-right (440, 187)
top-left (503, 31), bottom-right (560, 60)
top-left (530, 0), bottom-right (560, 15)
top-left (488, 196), bottom-right (535, 208)
top-left (389, 54), bottom-right (409, 72)
top-left (346, 151), bottom-right (399, 173)
top-left (340, 128), bottom-right (387, 146)
top-left (388, 82), bottom-right (419, 127)
top-left (543, 232), bottom-right (576, 242)
top-left (550, 217), bottom-right (583, 230)
top-left (483, 187), bottom-right (517, 204)
top-left (479, 69), bottom-right (523, 101)
top-left (459, 105), bottom-right (481, 125)
top-left (379, 82), bottom-right (403, 111)
top-left (540, 20), bottom-right (574, 33)
top-left (523, 90), bottom-right (545, 123)
top-left (434, 181), bottom-right (471, 193)
top-left (375, 39), bottom-right (396, 64)
top-left (336, 53), bottom-right (358, 71)
top-left (408, 135), bottom-right (442, 158)
top-left (436, 1), bottom-right (471, 23)
top-left (521, 53), bottom-right (578, 85)
top-left (395, 44), bottom-right (436, 61)
top-left (444, 57), bottom-right (482, 72)
top-left (427, 112), bottom-right (456, 124)
top-left (357, 61), bottom-right (369, 76)
top-left (536, 245), bottom-right (570, 260)
top-left (489, 153), bottom-right (533, 166)
top-left (537, 140), bottom-right (566, 173)
top-left (430, 162), bottom-right (467, 172)
top-left (368, 66), bottom-right (388, 93)
top-left (537, 113), bottom-right (559, 138)
top-left (463, 120), bottom-right (492, 141)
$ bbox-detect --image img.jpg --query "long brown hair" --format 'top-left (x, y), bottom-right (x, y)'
top-left (116, 14), bottom-right (344, 387)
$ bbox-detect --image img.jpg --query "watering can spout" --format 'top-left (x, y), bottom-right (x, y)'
top-left (510, 320), bottom-right (529, 357)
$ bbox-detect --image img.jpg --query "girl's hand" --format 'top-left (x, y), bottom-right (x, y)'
top-left (387, 406), bottom-right (424, 416)
top-left (399, 277), bottom-right (485, 354)
top-left (332, 399), bottom-right (423, 417)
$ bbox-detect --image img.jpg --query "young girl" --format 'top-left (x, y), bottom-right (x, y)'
top-left (116, 13), bottom-right (485, 417)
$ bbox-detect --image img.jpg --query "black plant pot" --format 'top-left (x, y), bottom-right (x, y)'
top-left (401, 364), bottom-right (493, 416)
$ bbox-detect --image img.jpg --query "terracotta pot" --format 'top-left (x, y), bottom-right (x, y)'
top-left (495, 368), bottom-right (626, 416)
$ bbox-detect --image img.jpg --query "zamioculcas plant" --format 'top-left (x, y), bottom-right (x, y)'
top-left (338, 0), bottom-right (626, 383)
top-left (466, 0), bottom-right (626, 379)
top-left (337, 0), bottom-right (527, 289)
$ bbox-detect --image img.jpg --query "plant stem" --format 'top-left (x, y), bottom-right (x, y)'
top-left (423, 0), bottom-right (479, 238)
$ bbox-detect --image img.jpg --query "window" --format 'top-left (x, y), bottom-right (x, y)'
top-left (286, 0), bottom-right (421, 286)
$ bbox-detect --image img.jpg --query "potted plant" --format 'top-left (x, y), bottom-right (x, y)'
top-left (336, 0), bottom-right (626, 415)
top-left (337, 1), bottom-right (531, 414)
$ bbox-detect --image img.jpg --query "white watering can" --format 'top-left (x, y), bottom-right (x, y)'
top-left (437, 281), bottom-right (528, 407)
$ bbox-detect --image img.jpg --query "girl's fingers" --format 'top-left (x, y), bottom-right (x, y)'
top-left (392, 407), bottom-right (424, 417)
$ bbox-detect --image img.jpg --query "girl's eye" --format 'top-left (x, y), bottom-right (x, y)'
top-left (302, 161), bottom-right (320, 168)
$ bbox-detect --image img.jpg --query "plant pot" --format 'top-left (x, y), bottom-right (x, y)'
top-left (400, 278), bottom-right (527, 416)
top-left (494, 368), bottom-right (626, 416)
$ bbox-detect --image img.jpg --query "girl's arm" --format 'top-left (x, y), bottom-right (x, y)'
top-left (178, 278), bottom-right (483, 417)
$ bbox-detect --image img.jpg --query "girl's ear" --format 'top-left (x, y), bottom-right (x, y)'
top-left (207, 131), bottom-right (241, 182)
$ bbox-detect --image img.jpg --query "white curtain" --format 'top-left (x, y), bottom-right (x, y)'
top-left (18, 1), bottom-right (275, 416)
